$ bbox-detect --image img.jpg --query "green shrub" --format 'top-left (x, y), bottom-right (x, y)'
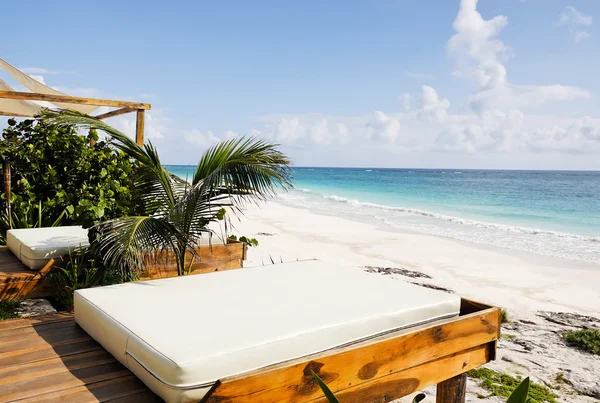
top-left (0, 118), bottom-right (136, 235)
top-left (0, 299), bottom-right (20, 320)
top-left (47, 248), bottom-right (125, 311)
top-left (469, 368), bottom-right (557, 403)
top-left (563, 329), bottom-right (600, 355)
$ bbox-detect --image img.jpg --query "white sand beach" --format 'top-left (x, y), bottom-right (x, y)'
top-left (225, 200), bottom-right (600, 402)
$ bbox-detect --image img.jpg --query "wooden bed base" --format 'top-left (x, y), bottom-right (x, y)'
top-left (0, 241), bottom-right (246, 300)
top-left (201, 299), bottom-right (500, 403)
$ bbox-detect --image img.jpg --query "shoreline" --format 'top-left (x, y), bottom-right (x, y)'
top-left (229, 200), bottom-right (600, 316)
top-left (224, 199), bottom-right (600, 401)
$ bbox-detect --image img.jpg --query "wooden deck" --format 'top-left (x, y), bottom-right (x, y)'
top-left (0, 313), bottom-right (161, 403)
top-left (0, 241), bottom-right (246, 300)
top-left (0, 247), bottom-right (53, 300)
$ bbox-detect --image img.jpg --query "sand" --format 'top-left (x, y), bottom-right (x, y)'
top-left (220, 200), bottom-right (600, 402)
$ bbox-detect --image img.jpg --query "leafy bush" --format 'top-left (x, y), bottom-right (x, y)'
top-left (563, 329), bottom-right (600, 355)
top-left (1, 118), bottom-right (136, 232)
top-left (0, 299), bottom-right (20, 320)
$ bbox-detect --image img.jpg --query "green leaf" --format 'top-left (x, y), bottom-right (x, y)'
top-left (311, 371), bottom-right (340, 403)
top-left (507, 377), bottom-right (530, 403)
top-left (412, 393), bottom-right (426, 403)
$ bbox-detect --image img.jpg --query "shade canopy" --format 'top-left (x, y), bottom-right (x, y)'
top-left (0, 58), bottom-right (98, 116)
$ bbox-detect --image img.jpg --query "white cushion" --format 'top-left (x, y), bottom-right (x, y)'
top-left (6, 226), bottom-right (89, 270)
top-left (74, 260), bottom-right (460, 403)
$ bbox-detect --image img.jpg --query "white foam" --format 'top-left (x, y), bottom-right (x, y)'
top-left (278, 189), bottom-right (600, 264)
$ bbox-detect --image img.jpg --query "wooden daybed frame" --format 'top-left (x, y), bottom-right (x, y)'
top-left (200, 298), bottom-right (500, 403)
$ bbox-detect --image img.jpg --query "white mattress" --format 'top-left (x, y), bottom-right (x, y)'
top-left (6, 226), bottom-right (89, 270)
top-left (74, 260), bottom-right (461, 403)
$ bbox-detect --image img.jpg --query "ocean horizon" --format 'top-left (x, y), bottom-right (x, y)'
top-left (166, 165), bottom-right (600, 265)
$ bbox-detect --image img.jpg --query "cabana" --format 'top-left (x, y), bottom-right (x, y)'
top-left (0, 57), bottom-right (150, 222)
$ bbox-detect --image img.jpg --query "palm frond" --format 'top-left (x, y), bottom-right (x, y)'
top-left (192, 137), bottom-right (293, 205)
top-left (88, 216), bottom-right (186, 276)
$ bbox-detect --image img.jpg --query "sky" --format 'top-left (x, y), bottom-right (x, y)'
top-left (1, 0), bottom-right (600, 170)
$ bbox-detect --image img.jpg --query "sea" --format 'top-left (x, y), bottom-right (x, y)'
top-left (166, 166), bottom-right (600, 265)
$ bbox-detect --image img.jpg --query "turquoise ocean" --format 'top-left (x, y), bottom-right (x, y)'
top-left (166, 166), bottom-right (600, 264)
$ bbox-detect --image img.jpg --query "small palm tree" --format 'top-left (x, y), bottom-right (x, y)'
top-left (41, 110), bottom-right (292, 277)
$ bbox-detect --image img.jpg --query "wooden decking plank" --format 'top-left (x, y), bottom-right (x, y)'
top-left (0, 317), bottom-right (78, 341)
top-left (0, 349), bottom-right (118, 386)
top-left (0, 361), bottom-right (130, 402)
top-left (0, 314), bottom-right (157, 402)
top-left (0, 313), bottom-right (73, 332)
top-left (0, 326), bottom-right (89, 353)
top-left (14, 375), bottom-right (157, 403)
top-left (0, 339), bottom-right (102, 368)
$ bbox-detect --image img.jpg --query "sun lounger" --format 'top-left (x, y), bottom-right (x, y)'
top-left (6, 226), bottom-right (89, 271)
top-left (74, 260), bottom-right (499, 403)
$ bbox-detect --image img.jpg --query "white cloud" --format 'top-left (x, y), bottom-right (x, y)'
top-left (558, 6), bottom-right (592, 27)
top-left (419, 85), bottom-right (450, 121)
top-left (184, 129), bottom-right (220, 148)
top-left (105, 109), bottom-right (170, 141)
top-left (400, 93), bottom-right (412, 111)
top-left (574, 30), bottom-right (590, 43)
top-left (18, 67), bottom-right (59, 75)
top-left (557, 6), bottom-right (593, 43)
top-left (448, 0), bottom-right (509, 89)
top-left (28, 75), bottom-right (46, 85)
top-left (366, 111), bottom-right (401, 144)
top-left (405, 71), bottom-right (436, 80)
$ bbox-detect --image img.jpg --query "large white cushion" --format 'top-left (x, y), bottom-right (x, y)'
top-left (6, 226), bottom-right (89, 270)
top-left (74, 260), bottom-right (460, 403)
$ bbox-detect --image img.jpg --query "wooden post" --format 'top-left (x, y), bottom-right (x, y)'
top-left (3, 161), bottom-right (11, 229)
top-left (436, 373), bottom-right (467, 403)
top-left (135, 109), bottom-right (145, 146)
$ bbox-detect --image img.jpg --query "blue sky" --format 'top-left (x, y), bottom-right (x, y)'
top-left (2, 0), bottom-right (600, 169)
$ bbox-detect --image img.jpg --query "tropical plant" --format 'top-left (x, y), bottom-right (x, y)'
top-left (0, 200), bottom-right (65, 244)
top-left (312, 370), bottom-right (530, 403)
top-left (40, 110), bottom-right (292, 278)
top-left (228, 234), bottom-right (259, 247)
top-left (1, 118), bottom-right (136, 229)
top-left (47, 247), bottom-right (123, 311)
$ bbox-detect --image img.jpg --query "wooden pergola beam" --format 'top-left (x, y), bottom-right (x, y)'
top-left (94, 107), bottom-right (136, 120)
top-left (0, 90), bottom-right (151, 110)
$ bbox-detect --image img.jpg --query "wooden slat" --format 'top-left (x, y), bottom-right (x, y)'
top-left (0, 339), bottom-right (102, 369)
top-left (15, 375), bottom-right (155, 403)
top-left (0, 313), bottom-right (73, 332)
top-left (203, 307), bottom-right (500, 402)
top-left (94, 107), bottom-right (135, 120)
top-left (0, 91), bottom-right (151, 110)
top-left (309, 344), bottom-right (489, 403)
top-left (0, 361), bottom-right (129, 402)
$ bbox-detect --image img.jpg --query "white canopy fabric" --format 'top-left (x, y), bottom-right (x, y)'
top-left (0, 78), bottom-right (42, 116)
top-left (0, 57), bottom-right (98, 116)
